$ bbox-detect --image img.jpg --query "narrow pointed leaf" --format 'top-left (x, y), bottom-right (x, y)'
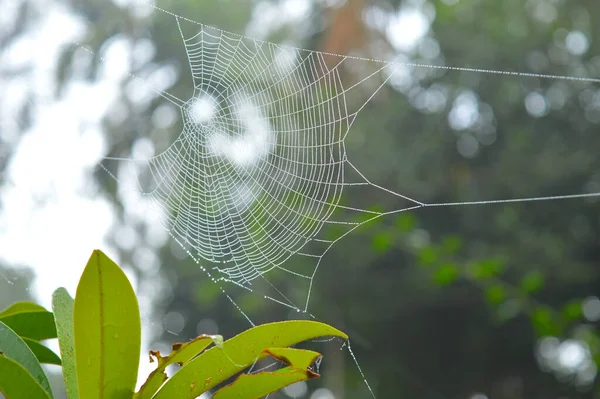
top-left (213, 348), bottom-right (321, 399)
top-left (0, 302), bottom-right (48, 317)
top-left (213, 367), bottom-right (316, 399)
top-left (22, 338), bottom-right (61, 365)
top-left (135, 335), bottom-right (221, 399)
top-left (0, 321), bottom-right (53, 398)
top-left (52, 288), bottom-right (79, 399)
top-left (0, 310), bottom-right (57, 340)
top-left (0, 355), bottom-right (51, 399)
top-left (154, 320), bottom-right (347, 398)
top-left (261, 347), bottom-right (321, 370)
top-left (74, 250), bottom-right (141, 399)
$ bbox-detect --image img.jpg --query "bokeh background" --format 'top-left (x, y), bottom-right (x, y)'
top-left (1, 0), bottom-right (600, 398)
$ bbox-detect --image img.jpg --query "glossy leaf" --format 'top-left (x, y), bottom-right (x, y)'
top-left (22, 338), bottom-right (61, 365)
top-left (213, 348), bottom-right (322, 399)
top-left (74, 250), bottom-right (141, 399)
top-left (52, 288), bottom-right (79, 399)
top-left (0, 310), bottom-right (57, 341)
top-left (0, 321), bottom-right (53, 398)
top-left (0, 355), bottom-right (51, 399)
top-left (135, 335), bottom-right (221, 399)
top-left (154, 320), bottom-right (347, 398)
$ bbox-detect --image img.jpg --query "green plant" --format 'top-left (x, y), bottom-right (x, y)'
top-left (0, 250), bottom-right (347, 398)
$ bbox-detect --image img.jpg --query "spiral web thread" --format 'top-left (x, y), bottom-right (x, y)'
top-left (98, 6), bottom-right (600, 328)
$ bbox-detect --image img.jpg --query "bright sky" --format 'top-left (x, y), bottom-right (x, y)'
top-left (0, 0), bottom-right (161, 387)
top-left (0, 3), bottom-right (107, 302)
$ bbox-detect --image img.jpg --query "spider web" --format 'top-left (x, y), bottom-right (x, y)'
top-left (98, 5), bottom-right (600, 326)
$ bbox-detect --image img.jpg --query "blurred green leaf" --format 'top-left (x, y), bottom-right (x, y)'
top-left (0, 355), bottom-right (51, 399)
top-left (22, 338), bottom-right (61, 366)
top-left (154, 320), bottom-right (347, 398)
top-left (0, 321), bottom-right (53, 398)
top-left (52, 288), bottom-right (79, 399)
top-left (485, 284), bottom-right (507, 306)
top-left (469, 258), bottom-right (505, 280)
top-left (395, 213), bottom-right (416, 232)
top-left (532, 306), bottom-right (561, 336)
top-left (418, 246), bottom-right (438, 267)
top-left (74, 250), bottom-right (141, 399)
top-left (579, 327), bottom-right (600, 363)
top-left (372, 231), bottom-right (393, 253)
top-left (520, 271), bottom-right (544, 294)
top-left (434, 263), bottom-right (459, 285)
top-left (213, 348), bottom-right (321, 399)
top-left (561, 300), bottom-right (583, 322)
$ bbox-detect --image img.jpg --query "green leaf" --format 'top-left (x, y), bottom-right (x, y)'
top-left (0, 355), bottom-right (51, 399)
top-left (561, 300), bottom-right (583, 322)
top-left (74, 250), bottom-right (141, 399)
top-left (0, 310), bottom-right (57, 341)
top-left (213, 348), bottom-right (322, 399)
top-left (52, 288), bottom-right (79, 399)
top-left (418, 247), bottom-right (437, 267)
top-left (135, 335), bottom-right (222, 399)
top-left (485, 284), bottom-right (507, 306)
top-left (0, 302), bottom-right (48, 317)
top-left (433, 263), bottom-right (459, 285)
top-left (531, 306), bottom-right (561, 336)
top-left (22, 338), bottom-right (61, 366)
top-left (154, 320), bottom-right (347, 398)
top-left (0, 321), bottom-right (53, 398)
top-left (469, 258), bottom-right (505, 280)
top-left (214, 366), bottom-right (314, 399)
top-left (520, 271), bottom-right (544, 294)
top-left (261, 347), bottom-right (321, 369)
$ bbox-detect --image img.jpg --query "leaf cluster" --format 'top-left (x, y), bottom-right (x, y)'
top-left (0, 250), bottom-right (347, 399)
